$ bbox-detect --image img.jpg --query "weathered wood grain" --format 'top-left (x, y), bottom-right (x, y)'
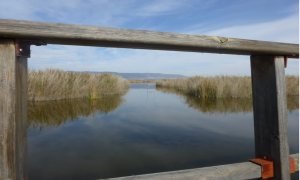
top-left (15, 56), bottom-right (28, 180)
top-left (100, 154), bottom-right (299, 180)
top-left (0, 39), bottom-right (28, 180)
top-left (251, 56), bottom-right (290, 180)
top-left (0, 39), bottom-right (16, 180)
top-left (0, 19), bottom-right (298, 56)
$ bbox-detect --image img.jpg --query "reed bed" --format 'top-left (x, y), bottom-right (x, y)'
top-left (156, 75), bottom-right (299, 98)
top-left (156, 87), bottom-right (299, 114)
top-left (28, 69), bottom-right (130, 101)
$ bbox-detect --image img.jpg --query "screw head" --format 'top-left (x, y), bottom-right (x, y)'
top-left (264, 156), bottom-right (267, 159)
top-left (20, 49), bottom-right (22, 52)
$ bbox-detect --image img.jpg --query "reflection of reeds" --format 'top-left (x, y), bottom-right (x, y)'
top-left (156, 75), bottom-right (299, 98)
top-left (156, 87), bottom-right (299, 114)
top-left (286, 97), bottom-right (299, 112)
top-left (28, 95), bottom-right (125, 131)
top-left (28, 69), bottom-right (130, 101)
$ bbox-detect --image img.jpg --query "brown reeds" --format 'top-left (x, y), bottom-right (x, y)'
top-left (156, 75), bottom-right (299, 98)
top-left (156, 87), bottom-right (299, 114)
top-left (28, 69), bottom-right (130, 101)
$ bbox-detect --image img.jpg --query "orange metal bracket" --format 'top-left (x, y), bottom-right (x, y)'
top-left (250, 155), bottom-right (274, 179)
top-left (249, 155), bottom-right (296, 179)
top-left (290, 157), bottom-right (296, 173)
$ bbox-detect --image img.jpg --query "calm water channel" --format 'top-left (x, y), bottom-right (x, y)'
top-left (28, 84), bottom-right (299, 180)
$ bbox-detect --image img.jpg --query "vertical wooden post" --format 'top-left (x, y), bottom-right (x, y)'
top-left (15, 55), bottom-right (28, 180)
top-left (0, 39), bottom-right (28, 180)
top-left (251, 56), bottom-right (290, 180)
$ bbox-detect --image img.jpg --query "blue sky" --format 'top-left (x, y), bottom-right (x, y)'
top-left (0, 0), bottom-right (299, 76)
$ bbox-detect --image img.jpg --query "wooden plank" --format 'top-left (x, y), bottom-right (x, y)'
top-left (100, 154), bottom-right (299, 180)
top-left (0, 39), bottom-right (17, 180)
top-left (15, 56), bottom-right (28, 180)
top-left (0, 19), bottom-right (298, 56)
top-left (0, 39), bottom-right (28, 180)
top-left (251, 56), bottom-right (290, 180)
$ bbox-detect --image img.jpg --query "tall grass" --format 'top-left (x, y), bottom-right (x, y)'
top-left (156, 75), bottom-right (299, 98)
top-left (28, 69), bottom-right (130, 101)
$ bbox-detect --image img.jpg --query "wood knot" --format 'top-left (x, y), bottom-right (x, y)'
top-left (218, 37), bottom-right (228, 44)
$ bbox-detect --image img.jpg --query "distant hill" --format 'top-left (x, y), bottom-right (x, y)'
top-left (78, 71), bottom-right (187, 80)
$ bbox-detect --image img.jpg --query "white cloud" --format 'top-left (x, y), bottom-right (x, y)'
top-left (0, 0), bottom-right (191, 28)
top-left (134, 0), bottom-right (189, 16)
top-left (192, 14), bottom-right (299, 44)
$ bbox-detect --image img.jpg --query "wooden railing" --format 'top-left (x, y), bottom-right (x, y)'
top-left (103, 154), bottom-right (299, 180)
top-left (0, 19), bottom-right (299, 180)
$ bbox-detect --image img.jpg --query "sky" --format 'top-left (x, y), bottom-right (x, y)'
top-left (0, 0), bottom-right (299, 76)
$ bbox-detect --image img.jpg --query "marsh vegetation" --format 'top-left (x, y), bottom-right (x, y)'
top-left (28, 86), bottom-right (299, 132)
top-left (156, 87), bottom-right (299, 114)
top-left (28, 69), bottom-right (130, 101)
top-left (156, 75), bottom-right (299, 98)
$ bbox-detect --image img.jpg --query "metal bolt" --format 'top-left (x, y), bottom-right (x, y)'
top-left (264, 156), bottom-right (267, 159)
top-left (20, 49), bottom-right (22, 52)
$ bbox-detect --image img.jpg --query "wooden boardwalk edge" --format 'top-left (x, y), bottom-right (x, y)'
top-left (100, 154), bottom-right (299, 180)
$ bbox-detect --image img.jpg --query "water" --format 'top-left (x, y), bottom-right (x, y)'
top-left (28, 84), bottom-right (299, 180)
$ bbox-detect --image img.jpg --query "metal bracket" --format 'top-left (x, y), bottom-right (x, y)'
top-left (15, 39), bottom-right (46, 58)
top-left (249, 155), bottom-right (296, 179)
top-left (250, 155), bottom-right (274, 179)
top-left (284, 56), bottom-right (288, 68)
top-left (290, 157), bottom-right (296, 173)
top-left (284, 55), bottom-right (299, 68)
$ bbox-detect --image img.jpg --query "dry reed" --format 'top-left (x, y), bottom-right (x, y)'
top-left (28, 68), bottom-right (130, 101)
top-left (156, 75), bottom-right (299, 98)
top-left (156, 87), bottom-right (298, 114)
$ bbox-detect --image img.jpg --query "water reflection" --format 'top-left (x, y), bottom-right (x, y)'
top-left (27, 84), bottom-right (298, 180)
top-left (156, 86), bottom-right (299, 114)
top-left (28, 95), bottom-right (125, 131)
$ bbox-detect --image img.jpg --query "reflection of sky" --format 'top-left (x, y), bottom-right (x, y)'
top-left (130, 83), bottom-right (156, 89)
top-left (28, 84), bottom-right (299, 180)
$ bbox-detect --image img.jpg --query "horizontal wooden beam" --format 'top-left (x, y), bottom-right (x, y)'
top-left (0, 19), bottom-right (298, 56)
top-left (101, 154), bottom-right (299, 180)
